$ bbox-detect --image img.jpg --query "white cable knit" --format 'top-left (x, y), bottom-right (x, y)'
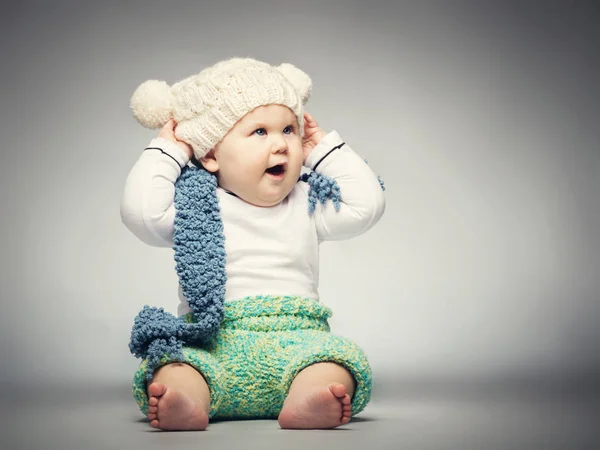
top-left (129, 57), bottom-right (312, 160)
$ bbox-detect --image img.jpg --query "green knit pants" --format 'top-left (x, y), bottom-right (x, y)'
top-left (132, 295), bottom-right (372, 420)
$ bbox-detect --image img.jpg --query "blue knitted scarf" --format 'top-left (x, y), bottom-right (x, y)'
top-left (129, 165), bottom-right (380, 380)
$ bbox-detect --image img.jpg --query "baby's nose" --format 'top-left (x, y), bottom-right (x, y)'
top-left (271, 135), bottom-right (288, 153)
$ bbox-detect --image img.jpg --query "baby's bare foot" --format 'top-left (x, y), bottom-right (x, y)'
top-left (147, 383), bottom-right (208, 431)
top-left (278, 383), bottom-right (352, 429)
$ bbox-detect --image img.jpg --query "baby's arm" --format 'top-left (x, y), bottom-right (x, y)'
top-left (120, 122), bottom-right (191, 247)
top-left (305, 131), bottom-right (386, 241)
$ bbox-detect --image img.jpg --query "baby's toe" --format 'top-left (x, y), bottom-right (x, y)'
top-left (148, 383), bottom-right (167, 398)
top-left (329, 383), bottom-right (348, 399)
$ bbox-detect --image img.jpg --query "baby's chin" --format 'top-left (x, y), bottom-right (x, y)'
top-left (244, 194), bottom-right (289, 208)
top-left (235, 187), bottom-right (294, 208)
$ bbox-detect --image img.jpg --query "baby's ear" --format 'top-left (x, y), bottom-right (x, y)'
top-left (200, 149), bottom-right (219, 173)
top-left (277, 63), bottom-right (312, 104)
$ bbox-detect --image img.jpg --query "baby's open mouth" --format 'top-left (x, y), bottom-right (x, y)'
top-left (265, 163), bottom-right (286, 176)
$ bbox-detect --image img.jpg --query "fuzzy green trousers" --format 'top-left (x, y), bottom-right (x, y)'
top-left (132, 295), bottom-right (372, 420)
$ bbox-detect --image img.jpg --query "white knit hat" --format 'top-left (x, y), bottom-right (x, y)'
top-left (130, 57), bottom-right (312, 159)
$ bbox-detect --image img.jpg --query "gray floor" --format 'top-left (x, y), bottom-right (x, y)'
top-left (2, 379), bottom-right (599, 450)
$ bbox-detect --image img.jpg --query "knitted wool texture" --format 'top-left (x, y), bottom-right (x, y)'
top-left (299, 172), bottom-right (342, 215)
top-left (128, 168), bottom-right (226, 379)
top-left (130, 57), bottom-right (312, 160)
top-left (128, 165), bottom-right (387, 380)
top-left (132, 295), bottom-right (373, 419)
top-left (128, 167), bottom-right (345, 380)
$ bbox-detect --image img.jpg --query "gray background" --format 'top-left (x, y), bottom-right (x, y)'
top-left (1, 0), bottom-right (599, 448)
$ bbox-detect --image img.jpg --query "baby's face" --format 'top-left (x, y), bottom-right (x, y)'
top-left (207, 104), bottom-right (303, 207)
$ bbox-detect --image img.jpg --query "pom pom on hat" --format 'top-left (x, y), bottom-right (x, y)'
top-left (130, 80), bottom-right (173, 129)
top-left (277, 63), bottom-right (312, 104)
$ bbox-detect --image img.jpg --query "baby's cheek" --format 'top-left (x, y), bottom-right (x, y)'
top-left (248, 155), bottom-right (269, 172)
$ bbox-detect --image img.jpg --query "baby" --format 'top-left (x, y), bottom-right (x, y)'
top-left (120, 58), bottom-right (385, 431)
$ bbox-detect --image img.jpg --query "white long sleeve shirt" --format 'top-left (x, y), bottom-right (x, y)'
top-left (120, 131), bottom-right (385, 316)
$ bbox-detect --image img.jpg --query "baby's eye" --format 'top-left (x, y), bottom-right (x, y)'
top-left (283, 125), bottom-right (294, 134)
top-left (253, 128), bottom-right (267, 136)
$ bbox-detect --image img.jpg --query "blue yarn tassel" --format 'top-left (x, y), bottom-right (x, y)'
top-left (300, 172), bottom-right (341, 216)
top-left (363, 158), bottom-right (386, 192)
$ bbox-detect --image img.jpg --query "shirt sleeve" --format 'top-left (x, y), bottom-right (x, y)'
top-left (119, 137), bottom-right (191, 247)
top-left (303, 131), bottom-right (386, 242)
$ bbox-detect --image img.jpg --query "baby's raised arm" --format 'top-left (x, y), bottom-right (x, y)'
top-left (304, 131), bottom-right (386, 241)
top-left (120, 121), bottom-right (192, 247)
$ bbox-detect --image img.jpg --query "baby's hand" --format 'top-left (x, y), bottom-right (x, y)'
top-left (158, 119), bottom-right (194, 159)
top-left (302, 112), bottom-right (327, 163)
